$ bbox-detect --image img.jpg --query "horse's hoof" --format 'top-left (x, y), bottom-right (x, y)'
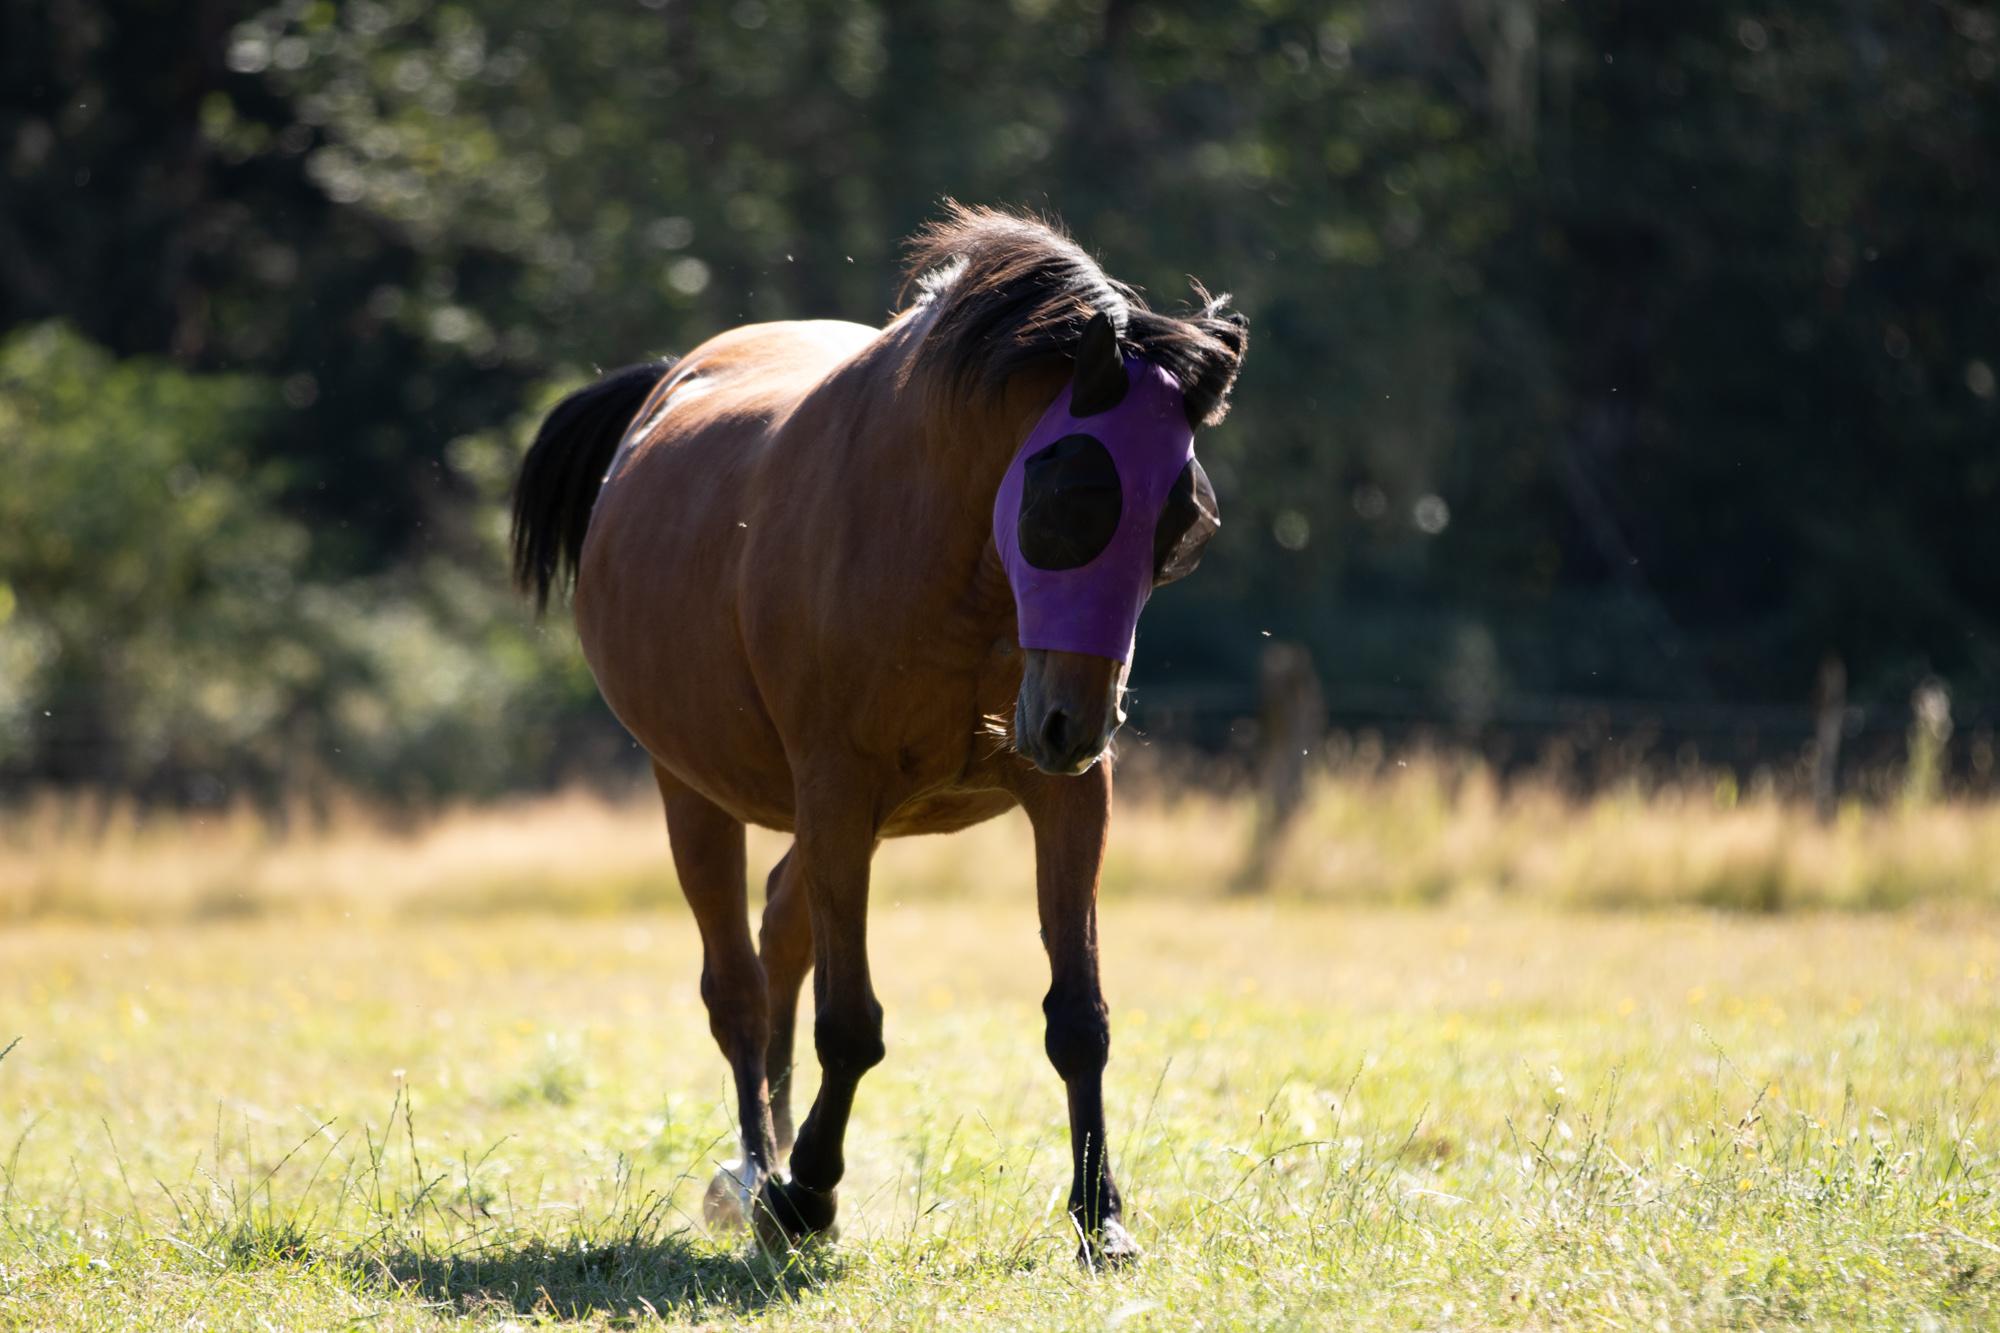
top-left (702, 1158), bottom-right (759, 1231)
top-left (752, 1176), bottom-right (840, 1253)
top-left (1076, 1216), bottom-right (1143, 1270)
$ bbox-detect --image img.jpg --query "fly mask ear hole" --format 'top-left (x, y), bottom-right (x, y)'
top-left (1017, 434), bottom-right (1124, 571)
top-left (1152, 457), bottom-right (1220, 586)
top-left (1068, 311), bottom-right (1130, 417)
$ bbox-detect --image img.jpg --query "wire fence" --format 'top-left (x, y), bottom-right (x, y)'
top-left (1126, 678), bottom-right (1999, 799)
top-left (7, 677), bottom-right (1997, 806)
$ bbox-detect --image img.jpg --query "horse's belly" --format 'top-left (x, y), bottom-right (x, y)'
top-left (881, 789), bottom-right (1016, 837)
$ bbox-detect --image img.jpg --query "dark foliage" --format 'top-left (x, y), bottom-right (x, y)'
top-left (4, 0), bottom-right (1998, 799)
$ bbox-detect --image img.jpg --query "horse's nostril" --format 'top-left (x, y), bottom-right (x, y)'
top-left (1039, 708), bottom-right (1073, 756)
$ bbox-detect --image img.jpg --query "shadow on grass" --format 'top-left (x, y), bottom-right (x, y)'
top-left (367, 1231), bottom-right (840, 1323)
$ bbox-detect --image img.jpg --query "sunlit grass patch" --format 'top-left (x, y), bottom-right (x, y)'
top-left (2, 903), bottom-right (1997, 1327)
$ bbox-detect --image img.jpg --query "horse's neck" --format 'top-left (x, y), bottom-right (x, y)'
top-left (889, 315), bottom-right (1065, 507)
top-left (856, 323), bottom-right (1035, 533)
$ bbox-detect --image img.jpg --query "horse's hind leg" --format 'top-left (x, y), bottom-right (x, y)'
top-left (758, 849), bottom-right (813, 1158)
top-left (654, 765), bottom-right (779, 1228)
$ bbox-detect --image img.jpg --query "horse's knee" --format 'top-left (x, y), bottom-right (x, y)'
top-left (813, 1000), bottom-right (885, 1078)
top-left (1043, 988), bottom-right (1110, 1081)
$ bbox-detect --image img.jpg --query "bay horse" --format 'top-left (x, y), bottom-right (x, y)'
top-left (511, 206), bottom-right (1246, 1265)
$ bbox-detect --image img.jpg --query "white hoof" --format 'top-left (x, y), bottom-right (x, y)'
top-left (702, 1158), bottom-right (758, 1231)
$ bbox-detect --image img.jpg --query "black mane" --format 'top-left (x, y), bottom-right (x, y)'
top-left (901, 203), bottom-right (1249, 426)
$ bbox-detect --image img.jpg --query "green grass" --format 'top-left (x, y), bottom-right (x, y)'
top-left (3, 899), bottom-right (1999, 1328)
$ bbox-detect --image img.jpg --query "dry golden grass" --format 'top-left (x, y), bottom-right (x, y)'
top-left (3, 756), bottom-right (1998, 922)
top-left (0, 787), bottom-right (679, 921)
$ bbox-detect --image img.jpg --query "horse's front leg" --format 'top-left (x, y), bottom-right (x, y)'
top-left (1021, 762), bottom-right (1141, 1268)
top-left (754, 791), bottom-right (881, 1248)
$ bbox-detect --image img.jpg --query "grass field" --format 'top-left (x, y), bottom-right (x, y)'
top-left (3, 780), bottom-right (2000, 1328)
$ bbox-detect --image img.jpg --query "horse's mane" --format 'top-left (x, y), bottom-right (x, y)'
top-left (899, 203), bottom-right (1249, 426)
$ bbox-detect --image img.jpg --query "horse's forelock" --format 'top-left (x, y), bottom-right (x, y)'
top-left (900, 204), bottom-right (1247, 424)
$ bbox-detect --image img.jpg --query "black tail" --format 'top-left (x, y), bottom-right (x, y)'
top-left (510, 361), bottom-right (673, 612)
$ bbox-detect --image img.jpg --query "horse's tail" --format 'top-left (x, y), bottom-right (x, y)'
top-left (510, 360), bottom-right (674, 612)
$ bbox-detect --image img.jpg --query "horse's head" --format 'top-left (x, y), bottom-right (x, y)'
top-left (998, 310), bottom-right (1240, 774)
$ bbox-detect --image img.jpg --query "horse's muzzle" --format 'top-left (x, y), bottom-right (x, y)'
top-left (1016, 649), bottom-right (1128, 776)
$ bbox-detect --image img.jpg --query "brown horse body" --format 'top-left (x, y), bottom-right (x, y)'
top-left (580, 311), bottom-right (1032, 836)
top-left (512, 208), bottom-right (1245, 1263)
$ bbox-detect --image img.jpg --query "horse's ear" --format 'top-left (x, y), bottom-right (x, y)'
top-left (1069, 310), bottom-right (1129, 416)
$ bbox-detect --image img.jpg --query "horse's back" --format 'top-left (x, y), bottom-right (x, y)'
top-left (672, 319), bottom-right (877, 416)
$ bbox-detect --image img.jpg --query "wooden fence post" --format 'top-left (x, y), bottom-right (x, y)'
top-left (1905, 676), bottom-right (1953, 806)
top-left (1234, 641), bottom-right (1326, 893)
top-left (1811, 656), bottom-right (1845, 823)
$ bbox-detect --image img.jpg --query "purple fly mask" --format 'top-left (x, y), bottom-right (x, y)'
top-left (993, 313), bottom-right (1221, 662)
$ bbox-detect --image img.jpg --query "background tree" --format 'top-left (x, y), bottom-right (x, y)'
top-left (3, 0), bottom-right (1995, 801)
